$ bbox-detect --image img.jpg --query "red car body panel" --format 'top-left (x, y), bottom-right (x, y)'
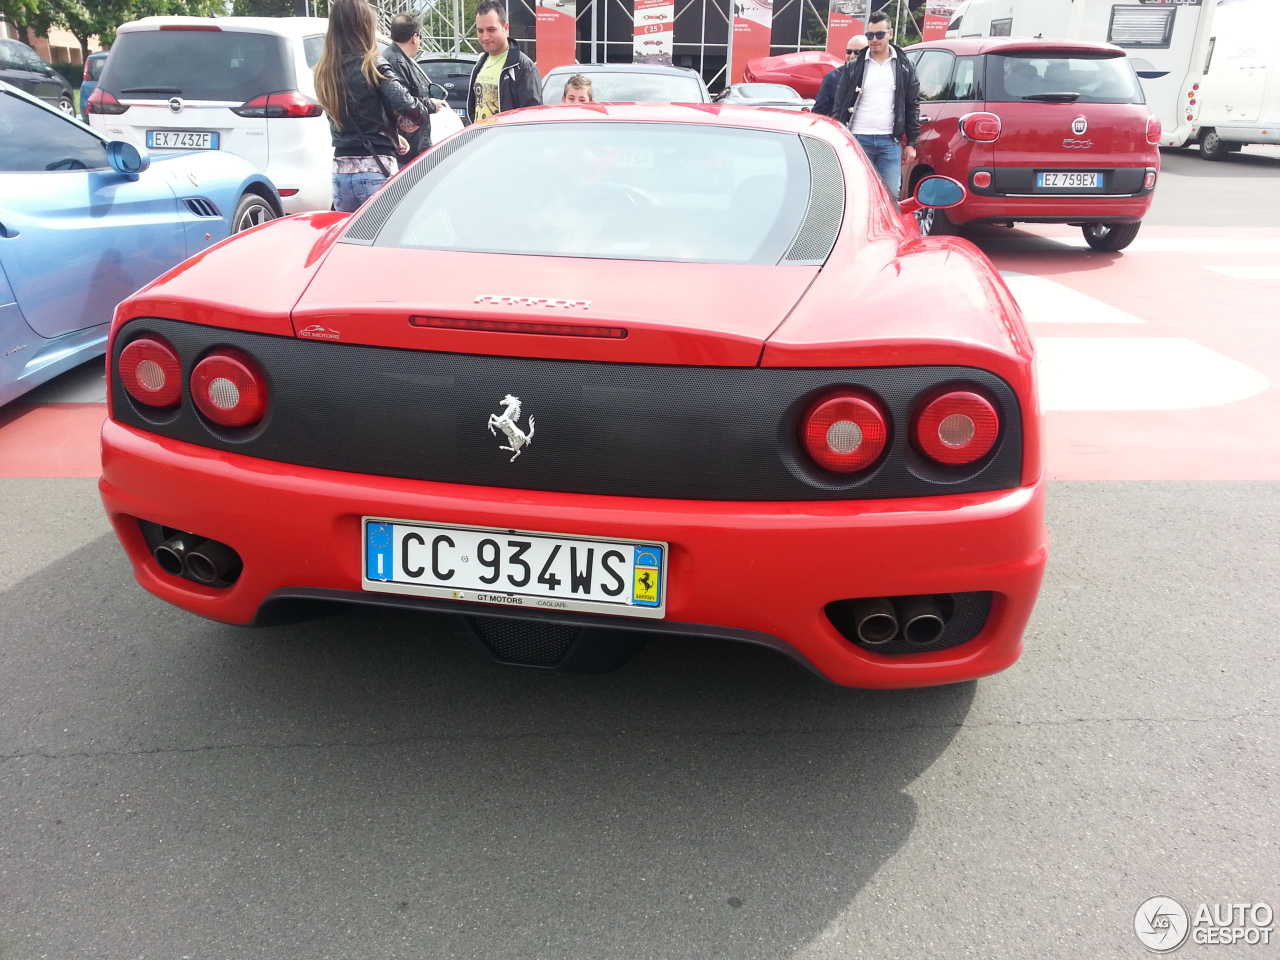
top-left (743, 51), bottom-right (842, 99)
top-left (100, 103), bottom-right (1048, 688)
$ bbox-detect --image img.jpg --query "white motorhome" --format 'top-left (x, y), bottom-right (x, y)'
top-left (1192, 0), bottom-right (1280, 158)
top-left (942, 0), bottom-right (1216, 148)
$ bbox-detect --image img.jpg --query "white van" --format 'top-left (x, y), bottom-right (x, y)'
top-left (86, 17), bottom-right (332, 214)
top-left (1192, 0), bottom-right (1280, 159)
top-left (940, 0), bottom-right (1216, 148)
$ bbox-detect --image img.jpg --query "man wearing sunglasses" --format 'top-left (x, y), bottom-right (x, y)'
top-left (813, 34), bottom-right (867, 118)
top-left (829, 10), bottom-right (921, 199)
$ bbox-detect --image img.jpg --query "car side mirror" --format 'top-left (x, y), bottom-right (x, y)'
top-left (900, 175), bottom-right (965, 216)
top-left (106, 139), bottom-right (151, 180)
top-left (428, 81), bottom-right (448, 100)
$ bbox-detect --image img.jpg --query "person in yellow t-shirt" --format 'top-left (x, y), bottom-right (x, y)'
top-left (466, 0), bottom-right (542, 123)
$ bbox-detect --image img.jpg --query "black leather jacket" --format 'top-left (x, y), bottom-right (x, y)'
top-left (329, 54), bottom-right (429, 160)
top-left (831, 45), bottom-right (921, 146)
top-left (381, 42), bottom-right (438, 165)
top-left (464, 38), bottom-right (541, 121)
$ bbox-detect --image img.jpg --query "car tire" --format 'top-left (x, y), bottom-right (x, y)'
top-left (231, 193), bottom-right (276, 234)
top-left (915, 205), bottom-right (961, 237)
top-left (1200, 129), bottom-right (1232, 161)
top-left (1082, 221), bottom-right (1141, 252)
top-left (57, 95), bottom-right (75, 116)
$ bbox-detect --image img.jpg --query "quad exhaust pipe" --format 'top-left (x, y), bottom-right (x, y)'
top-left (153, 532), bottom-right (242, 586)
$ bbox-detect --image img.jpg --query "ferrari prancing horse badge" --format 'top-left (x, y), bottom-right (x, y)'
top-left (487, 394), bottom-right (535, 461)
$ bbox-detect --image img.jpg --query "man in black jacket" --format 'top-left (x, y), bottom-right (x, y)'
top-left (467, 0), bottom-right (542, 122)
top-left (381, 13), bottom-right (445, 168)
top-left (830, 10), bottom-right (920, 199)
top-left (813, 34), bottom-right (866, 118)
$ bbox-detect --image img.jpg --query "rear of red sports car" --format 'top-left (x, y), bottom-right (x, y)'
top-left (100, 105), bottom-right (1046, 689)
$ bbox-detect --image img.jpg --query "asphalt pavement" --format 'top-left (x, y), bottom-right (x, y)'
top-left (1, 145), bottom-right (1277, 960)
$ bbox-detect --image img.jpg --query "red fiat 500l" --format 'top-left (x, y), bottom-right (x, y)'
top-left (902, 38), bottom-right (1161, 251)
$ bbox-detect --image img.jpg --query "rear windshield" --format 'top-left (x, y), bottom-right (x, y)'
top-left (376, 122), bottom-right (810, 265)
top-left (545, 73), bottom-right (706, 104)
top-left (986, 52), bottom-right (1144, 104)
top-left (100, 29), bottom-right (292, 102)
top-left (87, 54), bottom-right (106, 80)
top-left (419, 59), bottom-right (475, 86)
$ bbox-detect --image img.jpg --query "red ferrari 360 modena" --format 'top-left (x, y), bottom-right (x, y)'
top-left (100, 103), bottom-right (1047, 689)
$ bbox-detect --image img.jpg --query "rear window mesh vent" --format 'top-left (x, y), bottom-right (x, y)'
top-left (341, 126), bottom-right (491, 245)
top-left (1108, 6), bottom-right (1174, 47)
top-left (184, 197), bottom-right (220, 218)
top-left (782, 137), bottom-right (845, 265)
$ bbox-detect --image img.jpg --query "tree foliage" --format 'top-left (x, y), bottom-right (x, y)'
top-left (2, 0), bottom-right (227, 58)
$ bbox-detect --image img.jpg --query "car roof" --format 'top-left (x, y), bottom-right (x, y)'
top-left (417, 51), bottom-right (478, 61)
top-left (544, 62), bottom-right (703, 78)
top-left (87, 50), bottom-right (109, 59)
top-left (906, 36), bottom-right (1127, 57)
top-left (117, 16), bottom-right (329, 37)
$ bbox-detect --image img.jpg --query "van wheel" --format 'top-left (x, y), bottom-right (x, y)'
top-left (915, 205), bottom-right (961, 237)
top-left (231, 193), bottom-right (276, 234)
top-left (1082, 221), bottom-right (1141, 252)
top-left (1200, 129), bottom-right (1232, 161)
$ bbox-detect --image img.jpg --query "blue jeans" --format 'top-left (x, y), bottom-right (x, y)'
top-left (854, 134), bottom-right (903, 200)
top-left (332, 171), bottom-right (388, 213)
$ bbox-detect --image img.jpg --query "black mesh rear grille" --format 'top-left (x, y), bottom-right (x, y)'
top-left (110, 319), bottom-right (1024, 501)
top-left (468, 616), bottom-right (580, 665)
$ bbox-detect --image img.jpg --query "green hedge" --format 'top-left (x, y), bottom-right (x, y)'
top-left (51, 61), bottom-right (82, 89)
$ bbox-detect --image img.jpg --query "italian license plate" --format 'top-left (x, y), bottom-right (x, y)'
top-left (362, 518), bottom-right (667, 618)
top-left (1037, 171), bottom-right (1101, 189)
top-left (146, 130), bottom-right (219, 150)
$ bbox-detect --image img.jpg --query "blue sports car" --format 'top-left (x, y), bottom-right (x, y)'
top-left (0, 81), bottom-right (282, 406)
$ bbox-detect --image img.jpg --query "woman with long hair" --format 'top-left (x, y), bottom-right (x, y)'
top-left (314, 0), bottom-right (434, 212)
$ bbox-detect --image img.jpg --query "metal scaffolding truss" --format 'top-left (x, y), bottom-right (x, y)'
top-left (373, 0), bottom-right (480, 54)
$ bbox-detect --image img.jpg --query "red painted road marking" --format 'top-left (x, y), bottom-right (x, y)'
top-left (0, 404), bottom-right (104, 478)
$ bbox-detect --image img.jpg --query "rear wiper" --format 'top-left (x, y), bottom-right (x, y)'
top-left (1022, 92), bottom-right (1080, 102)
top-left (120, 86), bottom-right (183, 95)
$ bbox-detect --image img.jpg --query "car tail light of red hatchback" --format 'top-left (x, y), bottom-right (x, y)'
top-left (1146, 115), bottom-right (1162, 144)
top-left (232, 91), bottom-right (324, 119)
top-left (119, 338), bottom-right (182, 408)
top-left (800, 390), bottom-right (889, 473)
top-left (913, 391), bottom-right (999, 465)
top-left (959, 112), bottom-right (1001, 142)
top-left (86, 88), bottom-right (129, 115)
top-left (190, 349), bottom-right (268, 428)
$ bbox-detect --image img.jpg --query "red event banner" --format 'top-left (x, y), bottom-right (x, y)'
top-left (825, 0), bottom-right (866, 58)
top-left (536, 0), bottom-right (577, 77)
top-left (634, 0), bottom-right (674, 63)
top-left (730, 0), bottom-right (773, 84)
top-left (922, 12), bottom-right (949, 40)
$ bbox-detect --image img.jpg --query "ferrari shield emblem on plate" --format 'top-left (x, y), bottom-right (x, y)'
top-left (487, 394), bottom-right (535, 461)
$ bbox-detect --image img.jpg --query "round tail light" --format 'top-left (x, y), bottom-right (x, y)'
top-left (119, 337), bottom-right (182, 408)
top-left (190, 349), bottom-right (268, 427)
top-left (800, 391), bottom-right (889, 473)
top-left (913, 391), bottom-right (999, 465)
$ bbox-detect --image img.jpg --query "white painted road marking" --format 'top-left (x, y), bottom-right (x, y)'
top-left (1203, 265), bottom-right (1280, 280)
top-left (1036, 338), bottom-right (1270, 411)
top-left (1000, 272), bottom-right (1145, 324)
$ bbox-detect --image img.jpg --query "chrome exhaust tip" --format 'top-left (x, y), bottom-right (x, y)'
top-left (153, 533), bottom-right (205, 578)
top-left (899, 595), bottom-right (946, 645)
top-left (851, 597), bottom-right (898, 645)
top-left (183, 539), bottom-right (240, 584)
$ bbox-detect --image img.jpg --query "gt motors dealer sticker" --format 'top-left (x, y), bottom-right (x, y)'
top-left (1134, 897), bottom-right (1274, 952)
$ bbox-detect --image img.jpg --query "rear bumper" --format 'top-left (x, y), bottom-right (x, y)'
top-left (949, 191), bottom-right (1154, 226)
top-left (100, 419), bottom-right (1048, 689)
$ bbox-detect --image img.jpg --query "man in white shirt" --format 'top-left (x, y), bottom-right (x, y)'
top-left (829, 11), bottom-right (921, 199)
